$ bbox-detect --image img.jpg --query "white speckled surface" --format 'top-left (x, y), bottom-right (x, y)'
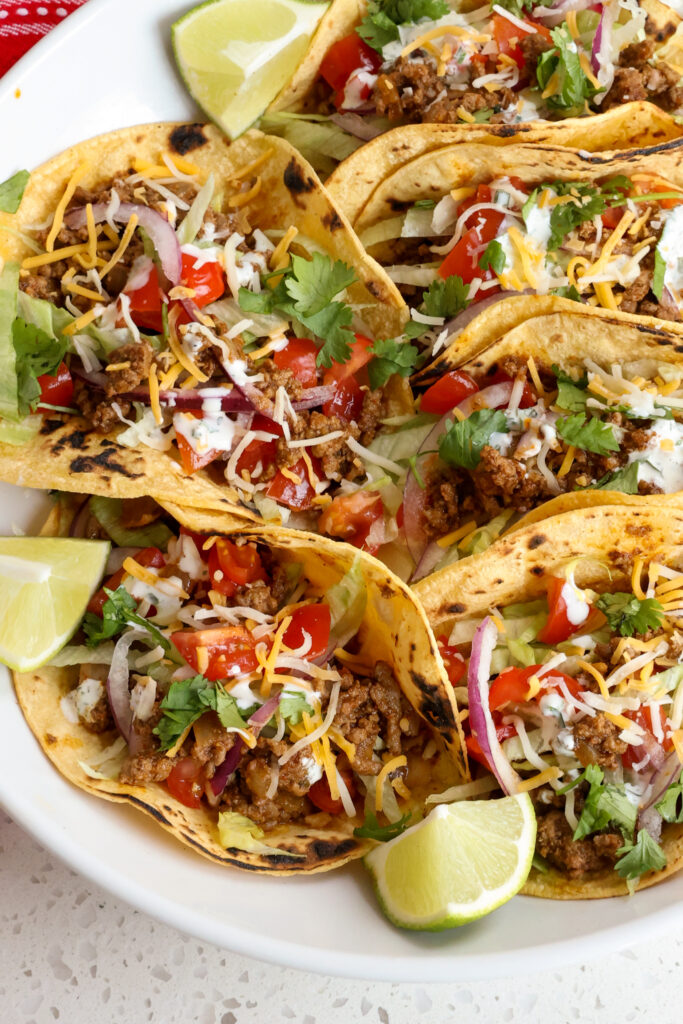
top-left (3, 810), bottom-right (683, 1023)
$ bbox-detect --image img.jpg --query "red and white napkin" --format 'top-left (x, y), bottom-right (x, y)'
top-left (0, 0), bottom-right (86, 77)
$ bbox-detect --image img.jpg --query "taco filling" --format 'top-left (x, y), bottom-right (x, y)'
top-left (443, 557), bottom-right (683, 887)
top-left (312, 0), bottom-right (682, 132)
top-left (363, 169), bottom-right (683, 324)
top-left (49, 497), bottom-right (459, 853)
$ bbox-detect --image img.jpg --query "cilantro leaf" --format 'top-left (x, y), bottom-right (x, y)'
top-left (83, 586), bottom-right (172, 651)
top-left (479, 239), bottom-right (505, 275)
top-left (552, 364), bottom-right (588, 390)
top-left (414, 199), bottom-right (436, 209)
top-left (278, 691), bottom-right (314, 726)
top-left (154, 676), bottom-right (247, 750)
top-left (525, 178), bottom-right (629, 251)
top-left (555, 412), bottom-right (619, 455)
top-left (357, 0), bottom-right (449, 51)
top-left (354, 811), bottom-right (412, 841)
top-left (0, 170), bottom-right (30, 214)
top-left (589, 462), bottom-right (641, 494)
top-left (653, 248), bottom-right (666, 302)
top-left (573, 764), bottom-right (637, 842)
top-left (368, 337), bottom-right (421, 388)
top-left (404, 318), bottom-right (431, 340)
top-left (238, 253), bottom-right (357, 369)
top-left (422, 274), bottom-right (470, 319)
top-left (615, 829), bottom-right (667, 881)
top-left (655, 778), bottom-right (683, 823)
top-left (595, 592), bottom-right (665, 637)
top-left (285, 252), bottom-right (356, 317)
top-left (536, 25), bottom-right (599, 115)
top-left (439, 409), bottom-right (508, 470)
top-left (12, 317), bottom-right (67, 416)
top-left (551, 284), bottom-right (583, 302)
top-left (555, 382), bottom-right (589, 413)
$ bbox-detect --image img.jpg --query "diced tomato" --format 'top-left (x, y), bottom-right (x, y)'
top-left (484, 369), bottom-right (536, 409)
top-left (438, 212), bottom-right (505, 282)
top-left (323, 374), bottom-right (364, 422)
top-left (209, 538), bottom-right (265, 596)
top-left (308, 768), bottom-right (356, 815)
top-left (491, 13), bottom-right (552, 68)
top-left (37, 361), bottom-right (74, 409)
top-left (266, 457), bottom-right (320, 510)
top-left (124, 263), bottom-right (164, 330)
top-left (283, 605), bottom-right (331, 660)
top-left (323, 333), bottom-right (374, 384)
top-left (488, 664), bottom-right (584, 710)
top-left (180, 252), bottom-right (226, 307)
top-left (630, 174), bottom-right (683, 209)
top-left (86, 546), bottom-right (166, 616)
top-left (437, 636), bottom-right (467, 687)
top-left (166, 757), bottom-right (204, 808)
top-left (622, 707), bottom-right (673, 768)
top-left (319, 32), bottom-right (382, 92)
top-left (179, 526), bottom-right (211, 560)
top-left (171, 625), bottom-right (259, 680)
top-left (235, 413), bottom-right (282, 477)
top-left (465, 726), bottom-right (516, 769)
top-left (175, 412), bottom-right (221, 476)
top-left (319, 491), bottom-right (384, 552)
top-left (396, 502), bottom-right (404, 529)
top-left (536, 577), bottom-right (607, 645)
top-left (273, 337), bottom-right (319, 388)
top-left (421, 370), bottom-right (479, 415)
top-left (601, 206), bottom-right (623, 229)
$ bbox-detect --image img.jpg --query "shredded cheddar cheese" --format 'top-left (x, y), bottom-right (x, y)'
top-left (517, 766), bottom-right (562, 792)
top-left (45, 160), bottom-right (90, 252)
top-left (375, 755), bottom-right (407, 813)
top-left (436, 519), bottom-right (478, 548)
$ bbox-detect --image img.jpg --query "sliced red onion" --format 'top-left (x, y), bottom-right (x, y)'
top-left (210, 737), bottom-right (244, 797)
top-left (441, 292), bottom-right (521, 341)
top-left (105, 546), bottom-right (143, 574)
top-left (249, 694), bottom-right (281, 733)
top-left (117, 384), bottom-right (335, 414)
top-left (65, 202), bottom-right (182, 285)
top-left (72, 366), bottom-right (108, 390)
top-left (107, 629), bottom-right (147, 743)
top-left (591, 1), bottom-right (616, 95)
top-left (68, 497), bottom-right (92, 538)
top-left (329, 112), bottom-right (384, 141)
top-left (467, 618), bottom-right (521, 794)
top-left (638, 804), bottom-right (663, 844)
top-left (531, 0), bottom-right (594, 25)
top-left (411, 541), bottom-right (446, 583)
top-left (457, 381), bottom-right (513, 418)
top-left (639, 750), bottom-right (681, 815)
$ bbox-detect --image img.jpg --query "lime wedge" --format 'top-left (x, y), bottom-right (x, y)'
top-left (0, 537), bottom-right (110, 672)
top-left (364, 795), bottom-right (536, 931)
top-left (172, 0), bottom-right (329, 139)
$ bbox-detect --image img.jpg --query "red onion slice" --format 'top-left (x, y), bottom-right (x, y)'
top-left (531, 0), bottom-right (594, 25)
top-left (639, 750), bottom-right (681, 815)
top-left (116, 384), bottom-right (336, 414)
top-left (467, 618), bottom-right (521, 794)
top-left (209, 694), bottom-right (281, 797)
top-left (107, 629), bottom-right (147, 743)
top-left (329, 112), bottom-right (384, 141)
top-left (65, 202), bottom-right (182, 285)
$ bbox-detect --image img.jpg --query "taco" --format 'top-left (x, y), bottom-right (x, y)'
top-left (414, 504), bottom-right (683, 897)
top-left (14, 493), bottom-right (464, 873)
top-left (345, 137), bottom-right (683, 329)
top-left (0, 122), bottom-right (406, 516)
top-left (265, 0), bottom-right (683, 175)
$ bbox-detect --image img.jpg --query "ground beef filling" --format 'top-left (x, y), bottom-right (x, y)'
top-left (602, 40), bottom-right (683, 113)
top-left (535, 808), bottom-right (622, 878)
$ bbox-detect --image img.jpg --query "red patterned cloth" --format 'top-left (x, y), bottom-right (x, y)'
top-left (0, 0), bottom-right (87, 77)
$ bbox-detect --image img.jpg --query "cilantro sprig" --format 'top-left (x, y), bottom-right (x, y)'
top-left (615, 829), bottom-right (667, 881)
top-left (368, 337), bottom-right (422, 388)
top-left (238, 252), bottom-right (356, 368)
top-left (555, 412), bottom-right (619, 455)
top-left (568, 765), bottom-right (636, 843)
top-left (83, 586), bottom-right (172, 652)
top-left (655, 778), bottom-right (683, 823)
top-left (536, 25), bottom-right (600, 116)
top-left (154, 676), bottom-right (247, 750)
top-left (595, 592), bottom-right (665, 637)
top-left (589, 462), bottom-right (640, 494)
top-left (523, 177), bottom-right (630, 251)
top-left (357, 0), bottom-right (449, 52)
top-left (354, 811), bottom-right (412, 841)
top-left (438, 409), bottom-right (508, 470)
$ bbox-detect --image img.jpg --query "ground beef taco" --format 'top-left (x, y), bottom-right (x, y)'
top-left (264, 0), bottom-right (683, 176)
top-left (337, 136), bottom-right (683, 328)
top-left (14, 493), bottom-right (464, 873)
top-left (414, 504), bottom-right (683, 897)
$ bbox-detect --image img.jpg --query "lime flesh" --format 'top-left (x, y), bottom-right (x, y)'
top-left (172, 0), bottom-right (329, 138)
top-left (0, 537), bottom-right (110, 672)
top-left (364, 795), bottom-right (536, 931)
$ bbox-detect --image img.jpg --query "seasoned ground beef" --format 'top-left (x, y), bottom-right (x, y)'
top-left (221, 783), bottom-right (312, 830)
top-left (276, 410), bottom-right (363, 481)
top-left (103, 341), bottom-right (153, 396)
top-left (257, 359), bottom-right (304, 402)
top-left (536, 810), bottom-right (622, 877)
top-left (191, 712), bottom-right (237, 776)
top-left (473, 446), bottom-right (557, 510)
top-left (572, 712), bottom-right (628, 770)
top-left (519, 32), bottom-right (553, 74)
top-left (602, 40), bottom-right (683, 111)
top-left (73, 379), bottom-right (127, 432)
top-left (74, 664), bottom-right (113, 734)
top-left (231, 552), bottom-right (290, 615)
top-left (332, 663), bottom-right (419, 774)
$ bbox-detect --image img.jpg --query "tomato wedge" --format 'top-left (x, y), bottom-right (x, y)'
top-left (308, 768), bottom-right (356, 815)
top-left (166, 757), bottom-right (204, 808)
top-left (181, 252), bottom-right (226, 307)
top-left (266, 457), bottom-right (320, 510)
top-left (273, 337), bottom-right (319, 388)
top-left (491, 13), bottom-right (552, 68)
top-left (86, 546), bottom-right (165, 616)
top-left (171, 625), bottom-right (259, 680)
top-left (421, 370), bottom-right (479, 415)
top-left (437, 636), bottom-right (467, 687)
top-left (175, 413), bottom-right (221, 476)
top-left (622, 707), bottom-right (673, 768)
top-left (283, 605), bottom-right (331, 660)
top-left (319, 491), bottom-right (384, 552)
top-left (209, 538), bottom-right (265, 596)
top-left (488, 664), bottom-right (585, 710)
top-left (319, 33), bottom-right (382, 91)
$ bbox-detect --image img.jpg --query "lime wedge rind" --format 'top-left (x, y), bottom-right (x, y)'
top-left (364, 795), bottom-right (536, 931)
top-left (0, 538), bottom-right (110, 673)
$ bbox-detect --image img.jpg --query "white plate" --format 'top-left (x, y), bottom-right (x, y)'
top-left (2, 0), bottom-right (683, 982)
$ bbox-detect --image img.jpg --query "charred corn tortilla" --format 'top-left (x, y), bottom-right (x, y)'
top-left (0, 122), bottom-right (405, 514)
top-left (14, 497), bottom-right (465, 874)
top-left (415, 504), bottom-right (683, 898)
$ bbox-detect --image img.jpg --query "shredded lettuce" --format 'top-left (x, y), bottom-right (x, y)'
top-left (0, 262), bottom-right (19, 421)
top-left (204, 296), bottom-right (288, 340)
top-left (217, 812), bottom-right (304, 857)
top-left (88, 495), bottom-right (173, 549)
top-left (49, 642), bottom-right (117, 667)
top-left (176, 172), bottom-right (215, 246)
top-left (359, 773), bottom-right (404, 824)
top-left (259, 112), bottom-right (363, 177)
top-left (17, 291), bottom-right (131, 356)
top-left (0, 413), bottom-right (41, 445)
top-left (327, 557), bottom-right (367, 649)
top-left (368, 421), bottom-right (435, 467)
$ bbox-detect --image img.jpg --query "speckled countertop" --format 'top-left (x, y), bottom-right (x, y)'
top-left (3, 811), bottom-right (683, 1024)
